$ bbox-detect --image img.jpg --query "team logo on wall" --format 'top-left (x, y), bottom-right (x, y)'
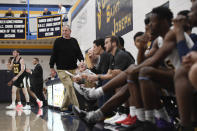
top-left (96, 0), bottom-right (133, 39)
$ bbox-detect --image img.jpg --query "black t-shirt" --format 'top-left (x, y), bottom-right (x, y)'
top-left (43, 11), bottom-right (51, 15)
top-left (91, 51), bottom-right (111, 74)
top-left (20, 13), bottom-right (28, 17)
top-left (5, 12), bottom-right (14, 17)
top-left (109, 49), bottom-right (134, 71)
top-left (121, 48), bottom-right (135, 64)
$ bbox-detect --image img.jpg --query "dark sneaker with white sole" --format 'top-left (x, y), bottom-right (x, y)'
top-left (72, 106), bottom-right (103, 125)
top-left (73, 83), bottom-right (97, 103)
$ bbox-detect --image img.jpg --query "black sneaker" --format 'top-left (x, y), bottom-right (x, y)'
top-left (72, 106), bottom-right (101, 125)
top-left (72, 105), bottom-right (86, 118)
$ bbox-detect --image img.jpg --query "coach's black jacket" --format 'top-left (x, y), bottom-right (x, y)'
top-left (31, 63), bottom-right (43, 86)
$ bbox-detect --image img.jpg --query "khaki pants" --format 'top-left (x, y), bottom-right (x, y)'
top-left (57, 69), bottom-right (79, 109)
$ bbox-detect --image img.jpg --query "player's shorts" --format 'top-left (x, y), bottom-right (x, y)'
top-left (13, 74), bottom-right (25, 88)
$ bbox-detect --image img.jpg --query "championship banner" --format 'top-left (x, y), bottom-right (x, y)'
top-left (0, 18), bottom-right (26, 40)
top-left (37, 15), bottom-right (62, 39)
top-left (96, 0), bottom-right (133, 39)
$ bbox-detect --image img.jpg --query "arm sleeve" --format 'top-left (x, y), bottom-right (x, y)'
top-left (114, 53), bottom-right (131, 71)
top-left (49, 39), bottom-right (58, 68)
top-left (90, 66), bottom-right (100, 74)
top-left (74, 38), bottom-right (84, 61)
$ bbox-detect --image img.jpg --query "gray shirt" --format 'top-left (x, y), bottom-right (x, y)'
top-left (109, 49), bottom-right (134, 71)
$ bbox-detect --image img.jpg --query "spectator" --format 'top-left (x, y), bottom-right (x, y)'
top-left (86, 47), bottom-right (100, 69)
top-left (20, 9), bottom-right (28, 34)
top-left (73, 63), bottom-right (96, 88)
top-left (20, 9), bottom-right (28, 17)
top-left (118, 36), bottom-right (135, 64)
top-left (90, 39), bottom-right (111, 75)
top-left (43, 8), bottom-right (51, 16)
top-left (5, 8), bottom-right (14, 17)
top-left (58, 4), bottom-right (67, 21)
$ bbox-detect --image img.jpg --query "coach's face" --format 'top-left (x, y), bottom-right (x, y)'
top-left (62, 26), bottom-right (71, 38)
top-left (32, 59), bottom-right (37, 65)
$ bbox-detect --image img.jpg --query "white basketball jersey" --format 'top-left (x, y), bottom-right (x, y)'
top-left (156, 33), bottom-right (194, 69)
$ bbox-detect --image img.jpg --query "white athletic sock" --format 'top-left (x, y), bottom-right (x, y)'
top-left (18, 102), bottom-right (21, 105)
top-left (136, 108), bottom-right (145, 121)
top-left (23, 88), bottom-right (30, 102)
top-left (12, 87), bottom-right (17, 105)
top-left (154, 107), bottom-right (171, 122)
top-left (145, 110), bottom-right (155, 123)
top-left (129, 106), bottom-right (136, 117)
top-left (89, 87), bottom-right (104, 98)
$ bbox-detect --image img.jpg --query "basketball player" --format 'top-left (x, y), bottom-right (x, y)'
top-left (6, 50), bottom-right (31, 110)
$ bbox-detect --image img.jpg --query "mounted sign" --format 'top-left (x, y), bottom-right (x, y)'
top-left (0, 18), bottom-right (26, 40)
top-left (96, 0), bottom-right (133, 38)
top-left (37, 15), bottom-right (62, 39)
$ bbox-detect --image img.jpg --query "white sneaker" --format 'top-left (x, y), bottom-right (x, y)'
top-left (6, 110), bottom-right (16, 117)
top-left (6, 104), bottom-right (16, 109)
top-left (104, 112), bottom-right (120, 124)
top-left (22, 105), bottom-right (31, 110)
top-left (111, 114), bottom-right (127, 125)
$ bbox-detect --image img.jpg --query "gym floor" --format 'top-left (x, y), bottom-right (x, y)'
top-left (0, 103), bottom-right (109, 131)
